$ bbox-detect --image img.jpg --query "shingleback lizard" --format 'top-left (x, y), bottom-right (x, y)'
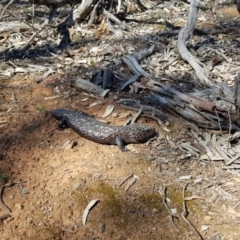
top-left (51, 109), bottom-right (158, 151)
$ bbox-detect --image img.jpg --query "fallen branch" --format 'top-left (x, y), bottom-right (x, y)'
top-left (73, 0), bottom-right (94, 22)
top-left (178, 0), bottom-right (213, 86)
top-left (161, 187), bottom-right (179, 232)
top-left (74, 78), bottom-right (109, 97)
top-left (181, 183), bottom-right (203, 240)
top-left (0, 0), bottom-right (15, 21)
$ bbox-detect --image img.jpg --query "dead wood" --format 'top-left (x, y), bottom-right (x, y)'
top-left (0, 0), bottom-right (15, 21)
top-left (74, 78), bottom-right (108, 97)
top-left (181, 183), bottom-right (203, 240)
top-left (235, 73), bottom-right (240, 121)
top-left (136, 0), bottom-right (148, 11)
top-left (0, 22), bottom-right (33, 32)
top-left (177, 0), bottom-right (213, 86)
top-left (123, 54), bottom-right (150, 78)
top-left (119, 82), bottom-right (239, 131)
top-left (120, 75), bottom-right (140, 91)
top-left (151, 83), bottom-right (226, 113)
top-left (88, 0), bottom-right (103, 26)
top-left (72, 0), bottom-right (95, 22)
top-left (161, 187), bottom-right (179, 232)
top-left (55, 0), bottom-right (95, 34)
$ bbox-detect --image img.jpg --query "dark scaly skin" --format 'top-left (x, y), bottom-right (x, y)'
top-left (51, 109), bottom-right (157, 151)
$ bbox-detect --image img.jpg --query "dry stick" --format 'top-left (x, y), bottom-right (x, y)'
top-left (161, 187), bottom-right (179, 232)
top-left (0, 0), bottom-right (15, 21)
top-left (88, 0), bottom-right (103, 26)
top-left (226, 153), bottom-right (240, 166)
top-left (0, 184), bottom-right (12, 213)
top-left (124, 177), bottom-right (136, 192)
top-left (181, 183), bottom-right (203, 240)
top-left (22, 1), bottom-right (60, 50)
top-left (117, 0), bottom-right (122, 13)
top-left (22, 21), bottom-right (49, 50)
top-left (162, 56), bottom-right (179, 71)
top-left (136, 0), bottom-right (148, 11)
top-left (227, 108), bottom-right (232, 151)
top-left (131, 107), bottom-right (143, 124)
top-left (207, 48), bottom-right (230, 63)
top-left (177, 0), bottom-right (213, 86)
top-left (118, 173), bottom-right (134, 187)
top-left (214, 109), bottom-right (223, 135)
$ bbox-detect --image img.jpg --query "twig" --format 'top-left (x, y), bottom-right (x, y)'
top-left (118, 173), bottom-right (134, 187)
top-left (226, 153), bottom-right (240, 166)
top-left (0, 184), bottom-right (12, 213)
top-left (61, 228), bottom-right (76, 233)
top-left (214, 109), bottom-right (223, 135)
top-left (161, 187), bottom-right (179, 232)
top-left (131, 107), bottom-right (143, 124)
top-left (124, 176), bottom-right (137, 192)
top-left (222, 165), bottom-right (240, 169)
top-left (0, 0), bottom-right (15, 21)
top-left (88, 0), bottom-right (103, 25)
top-left (162, 56), bottom-right (179, 71)
top-left (227, 108), bottom-right (232, 151)
top-left (181, 183), bottom-right (203, 240)
top-left (207, 48), bottom-right (230, 63)
top-left (136, 0), bottom-right (148, 11)
top-left (21, 21), bottom-right (49, 50)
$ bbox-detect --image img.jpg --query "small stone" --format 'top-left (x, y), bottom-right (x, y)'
top-left (107, 165), bottom-right (113, 169)
top-left (203, 216), bottom-right (212, 223)
top-left (112, 113), bottom-right (118, 118)
top-left (221, 204), bottom-right (227, 211)
top-left (93, 172), bottom-right (102, 179)
top-left (61, 166), bottom-right (69, 171)
top-left (209, 192), bottom-right (218, 202)
top-left (194, 178), bottom-right (203, 184)
top-left (165, 121), bottom-right (170, 126)
top-left (61, 140), bottom-right (77, 150)
top-left (160, 163), bottom-right (168, 170)
top-left (99, 222), bottom-right (105, 233)
top-left (127, 145), bottom-right (139, 153)
top-left (15, 203), bottom-right (22, 210)
top-left (201, 225), bottom-right (209, 232)
top-left (152, 208), bottom-right (158, 213)
top-left (225, 182), bottom-right (234, 187)
top-left (73, 182), bottom-right (81, 190)
top-left (112, 95), bottom-right (119, 100)
top-left (144, 155), bottom-right (155, 161)
top-left (170, 208), bottom-right (177, 215)
top-left (27, 218), bottom-right (33, 223)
